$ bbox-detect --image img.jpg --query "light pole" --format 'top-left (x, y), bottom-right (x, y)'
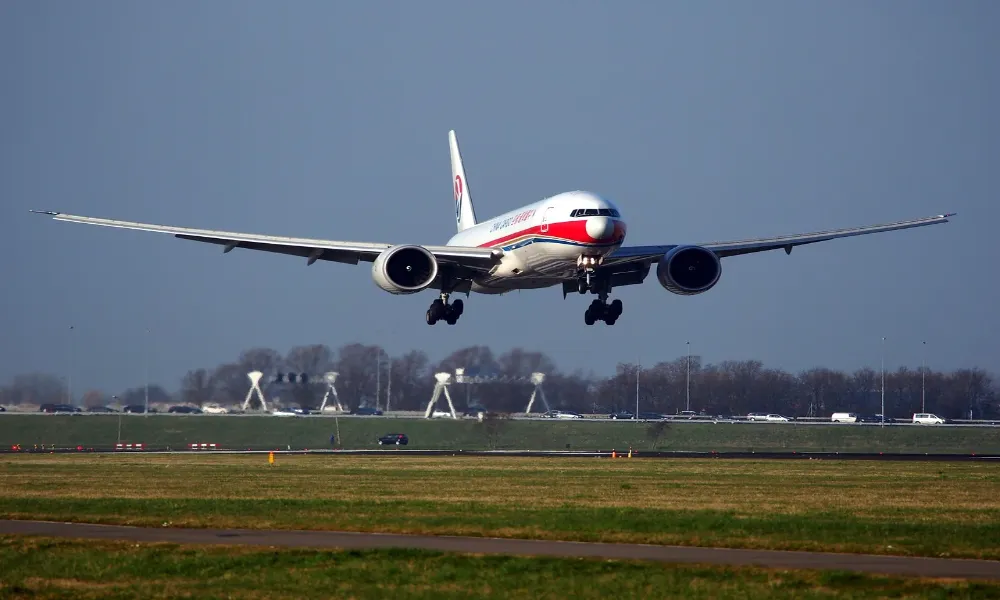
top-left (880, 336), bottom-right (886, 428)
top-left (114, 395), bottom-right (122, 442)
top-left (386, 355), bottom-right (392, 413)
top-left (144, 328), bottom-right (150, 415)
top-left (635, 360), bottom-right (640, 418)
top-left (67, 325), bottom-right (74, 406)
top-left (921, 340), bottom-right (926, 413)
top-left (375, 349), bottom-right (381, 411)
top-left (685, 341), bottom-right (691, 412)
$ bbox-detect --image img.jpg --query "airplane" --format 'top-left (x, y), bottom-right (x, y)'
top-left (30, 130), bottom-right (954, 326)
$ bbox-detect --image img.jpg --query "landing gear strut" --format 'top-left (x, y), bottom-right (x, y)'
top-left (426, 294), bottom-right (464, 325)
top-left (584, 296), bottom-right (622, 326)
top-left (576, 255), bottom-right (601, 294)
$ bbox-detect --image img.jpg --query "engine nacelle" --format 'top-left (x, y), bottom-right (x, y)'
top-left (656, 245), bottom-right (722, 296)
top-left (371, 245), bottom-right (439, 294)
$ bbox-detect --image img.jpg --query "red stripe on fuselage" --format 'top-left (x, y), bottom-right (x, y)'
top-left (478, 220), bottom-right (626, 249)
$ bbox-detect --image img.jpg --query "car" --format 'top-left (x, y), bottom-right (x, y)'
top-left (271, 408), bottom-right (297, 417)
top-left (201, 404), bottom-right (228, 414)
top-left (122, 404), bottom-right (155, 413)
top-left (638, 412), bottom-right (665, 420)
top-left (378, 433), bottom-right (408, 445)
top-left (764, 414), bottom-right (789, 422)
top-left (608, 411), bottom-right (634, 419)
top-left (168, 405), bottom-right (203, 414)
top-left (913, 413), bottom-right (944, 425)
top-left (859, 414), bottom-right (896, 424)
top-left (351, 407), bottom-right (384, 416)
top-left (39, 403), bottom-right (81, 413)
top-left (431, 410), bottom-right (455, 418)
top-left (831, 412), bottom-right (858, 423)
top-left (555, 410), bottom-right (583, 419)
top-left (746, 413), bottom-right (767, 421)
top-left (86, 406), bottom-right (117, 413)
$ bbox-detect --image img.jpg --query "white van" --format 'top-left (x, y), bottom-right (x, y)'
top-left (831, 412), bottom-right (858, 423)
top-left (913, 413), bottom-right (944, 424)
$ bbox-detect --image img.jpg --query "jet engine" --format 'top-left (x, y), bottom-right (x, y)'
top-left (656, 245), bottom-right (722, 295)
top-left (371, 245), bottom-right (439, 294)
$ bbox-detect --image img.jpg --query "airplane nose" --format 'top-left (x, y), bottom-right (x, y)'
top-left (585, 216), bottom-right (615, 240)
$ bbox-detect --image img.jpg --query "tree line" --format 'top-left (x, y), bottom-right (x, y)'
top-left (1, 343), bottom-right (996, 419)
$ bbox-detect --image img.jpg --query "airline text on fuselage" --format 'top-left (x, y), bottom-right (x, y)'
top-left (490, 209), bottom-right (537, 233)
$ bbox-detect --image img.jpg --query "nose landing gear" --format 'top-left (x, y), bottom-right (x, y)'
top-left (426, 294), bottom-right (464, 325)
top-left (576, 255), bottom-right (601, 293)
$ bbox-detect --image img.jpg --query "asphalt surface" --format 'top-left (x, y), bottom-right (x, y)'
top-left (2, 519), bottom-right (998, 580)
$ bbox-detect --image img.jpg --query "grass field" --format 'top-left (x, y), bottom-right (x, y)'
top-left (2, 414), bottom-right (999, 453)
top-left (4, 537), bottom-right (999, 599)
top-left (3, 454), bottom-right (999, 560)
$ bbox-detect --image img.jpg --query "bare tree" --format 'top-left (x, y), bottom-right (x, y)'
top-left (238, 347), bottom-right (283, 375)
top-left (81, 390), bottom-right (106, 409)
top-left (333, 343), bottom-right (384, 410)
top-left (388, 350), bottom-right (432, 410)
top-left (208, 363), bottom-right (249, 406)
top-left (285, 344), bottom-right (334, 377)
top-left (0, 373), bottom-right (66, 407)
top-left (118, 385), bottom-right (171, 408)
top-left (180, 368), bottom-right (215, 407)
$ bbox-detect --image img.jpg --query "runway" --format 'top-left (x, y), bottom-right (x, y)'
top-left (2, 519), bottom-right (998, 580)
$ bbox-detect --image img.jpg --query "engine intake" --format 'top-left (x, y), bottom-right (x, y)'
top-left (371, 245), bottom-right (439, 294)
top-left (656, 245), bottom-right (722, 295)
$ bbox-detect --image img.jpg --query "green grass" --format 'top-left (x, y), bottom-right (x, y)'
top-left (3, 455), bottom-right (999, 559)
top-left (2, 537), bottom-right (999, 599)
top-left (2, 414), bottom-right (998, 453)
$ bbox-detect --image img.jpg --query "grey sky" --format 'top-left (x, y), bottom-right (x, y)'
top-left (3, 2), bottom-right (997, 395)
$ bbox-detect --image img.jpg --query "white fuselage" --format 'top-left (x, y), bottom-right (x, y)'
top-left (445, 191), bottom-right (627, 294)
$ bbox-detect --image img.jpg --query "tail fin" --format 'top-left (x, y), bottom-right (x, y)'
top-left (449, 129), bottom-right (478, 232)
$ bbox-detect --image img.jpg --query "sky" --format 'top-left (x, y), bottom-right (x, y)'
top-left (3, 1), bottom-right (998, 395)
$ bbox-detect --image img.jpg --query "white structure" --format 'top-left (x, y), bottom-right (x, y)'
top-left (425, 372), bottom-right (458, 419)
top-left (449, 368), bottom-right (551, 415)
top-left (524, 372), bottom-right (551, 415)
top-left (242, 371), bottom-right (268, 412)
top-left (319, 371), bottom-right (345, 413)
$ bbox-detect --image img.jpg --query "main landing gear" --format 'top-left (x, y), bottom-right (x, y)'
top-left (426, 294), bottom-right (463, 325)
top-left (585, 297), bottom-right (623, 326)
top-left (575, 255), bottom-right (622, 325)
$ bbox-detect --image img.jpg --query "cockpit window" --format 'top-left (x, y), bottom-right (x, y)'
top-left (571, 208), bottom-right (620, 218)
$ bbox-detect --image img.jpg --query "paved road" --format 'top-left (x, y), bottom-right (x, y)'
top-left (2, 519), bottom-right (998, 580)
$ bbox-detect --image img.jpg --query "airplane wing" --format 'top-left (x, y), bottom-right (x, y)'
top-left (29, 211), bottom-right (501, 272)
top-left (602, 212), bottom-right (955, 267)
